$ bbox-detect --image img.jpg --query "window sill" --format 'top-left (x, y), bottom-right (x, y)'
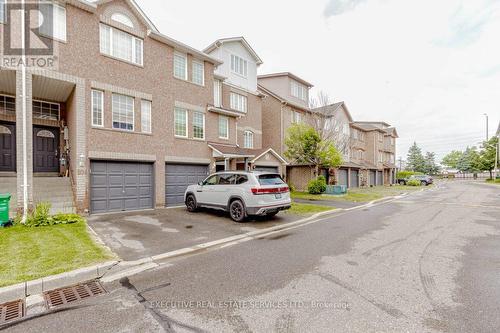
top-left (39, 32), bottom-right (67, 44)
top-left (101, 53), bottom-right (144, 68)
top-left (173, 76), bottom-right (206, 88)
top-left (91, 126), bottom-right (153, 136)
top-left (231, 71), bottom-right (248, 80)
top-left (174, 136), bottom-right (206, 142)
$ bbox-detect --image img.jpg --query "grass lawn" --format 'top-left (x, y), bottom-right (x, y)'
top-left (286, 202), bottom-right (335, 215)
top-left (0, 221), bottom-right (113, 287)
top-left (292, 185), bottom-right (424, 203)
top-left (485, 179), bottom-right (500, 184)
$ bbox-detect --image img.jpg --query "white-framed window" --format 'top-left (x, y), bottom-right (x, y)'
top-left (192, 111), bottom-right (205, 139)
top-left (218, 116), bottom-right (229, 139)
top-left (192, 60), bottom-right (204, 85)
top-left (111, 13), bottom-right (134, 28)
top-left (230, 54), bottom-right (248, 77)
top-left (214, 79), bottom-right (222, 107)
top-left (292, 110), bottom-right (301, 123)
top-left (33, 100), bottom-right (60, 121)
top-left (174, 52), bottom-right (187, 80)
top-left (112, 93), bottom-right (134, 131)
top-left (39, 2), bottom-right (67, 42)
top-left (91, 90), bottom-right (104, 127)
top-left (0, 95), bottom-right (16, 116)
top-left (291, 80), bottom-right (307, 101)
top-left (0, 0), bottom-right (5, 23)
top-left (174, 107), bottom-right (188, 137)
top-left (230, 92), bottom-right (247, 113)
top-left (100, 24), bottom-right (143, 65)
top-left (141, 100), bottom-right (152, 133)
top-left (243, 130), bottom-right (253, 149)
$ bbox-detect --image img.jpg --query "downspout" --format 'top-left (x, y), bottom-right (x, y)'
top-left (21, 2), bottom-right (28, 223)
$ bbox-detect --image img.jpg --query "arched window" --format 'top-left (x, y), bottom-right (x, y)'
top-left (0, 125), bottom-right (11, 135)
top-left (37, 130), bottom-right (55, 138)
top-left (111, 13), bottom-right (134, 28)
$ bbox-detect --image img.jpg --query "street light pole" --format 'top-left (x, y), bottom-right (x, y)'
top-left (483, 113), bottom-right (489, 141)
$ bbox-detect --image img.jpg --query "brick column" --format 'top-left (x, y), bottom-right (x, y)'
top-left (73, 81), bottom-right (87, 211)
top-left (15, 70), bottom-right (33, 213)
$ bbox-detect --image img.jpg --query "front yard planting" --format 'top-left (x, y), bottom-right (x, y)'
top-left (286, 203), bottom-right (335, 215)
top-left (292, 185), bottom-right (423, 203)
top-left (0, 220), bottom-right (113, 287)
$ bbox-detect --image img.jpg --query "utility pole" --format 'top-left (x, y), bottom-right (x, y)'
top-left (483, 113), bottom-right (489, 141)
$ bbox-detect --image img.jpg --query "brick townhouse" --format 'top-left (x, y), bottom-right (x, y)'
top-left (0, 0), bottom-right (286, 214)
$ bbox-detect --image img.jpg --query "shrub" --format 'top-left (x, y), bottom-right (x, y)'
top-left (308, 176), bottom-right (327, 194)
top-left (406, 179), bottom-right (421, 186)
top-left (396, 171), bottom-right (422, 179)
top-left (25, 203), bottom-right (84, 227)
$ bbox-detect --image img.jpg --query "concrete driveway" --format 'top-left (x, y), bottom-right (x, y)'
top-left (87, 208), bottom-right (300, 261)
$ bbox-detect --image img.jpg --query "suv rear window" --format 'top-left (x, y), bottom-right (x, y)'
top-left (258, 174), bottom-right (285, 186)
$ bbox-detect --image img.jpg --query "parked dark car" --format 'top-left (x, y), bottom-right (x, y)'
top-left (398, 175), bottom-right (434, 186)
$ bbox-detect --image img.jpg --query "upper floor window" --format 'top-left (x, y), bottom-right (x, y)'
top-left (219, 115), bottom-right (229, 139)
top-left (174, 52), bottom-right (187, 80)
top-left (192, 111), bottom-right (205, 139)
top-left (214, 79), bottom-right (222, 107)
top-left (174, 107), bottom-right (187, 137)
top-left (230, 92), bottom-right (247, 113)
top-left (0, 95), bottom-right (15, 116)
top-left (0, 0), bottom-right (5, 23)
top-left (100, 24), bottom-right (143, 66)
top-left (141, 100), bottom-right (152, 133)
top-left (111, 13), bottom-right (134, 28)
top-left (292, 110), bottom-right (301, 124)
top-left (112, 93), bottom-right (134, 131)
top-left (231, 54), bottom-right (248, 77)
top-left (291, 80), bottom-right (307, 101)
top-left (91, 90), bottom-right (104, 127)
top-left (33, 100), bottom-right (59, 121)
top-left (192, 60), bottom-right (204, 85)
top-left (39, 2), bottom-right (67, 42)
top-left (243, 130), bottom-right (254, 149)
top-left (390, 137), bottom-right (395, 145)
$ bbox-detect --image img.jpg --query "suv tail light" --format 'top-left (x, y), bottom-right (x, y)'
top-left (251, 186), bottom-right (289, 195)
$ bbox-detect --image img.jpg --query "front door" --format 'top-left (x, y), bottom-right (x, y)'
top-left (33, 126), bottom-right (59, 173)
top-left (0, 123), bottom-right (16, 172)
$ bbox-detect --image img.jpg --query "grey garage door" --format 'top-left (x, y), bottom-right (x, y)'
top-left (350, 170), bottom-right (359, 188)
top-left (165, 163), bottom-right (208, 207)
top-left (377, 171), bottom-right (383, 186)
top-left (254, 166), bottom-right (279, 173)
top-left (90, 161), bottom-right (154, 214)
top-left (370, 170), bottom-right (376, 186)
top-left (338, 169), bottom-right (348, 186)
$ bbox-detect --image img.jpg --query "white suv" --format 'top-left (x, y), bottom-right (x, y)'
top-left (184, 171), bottom-right (291, 222)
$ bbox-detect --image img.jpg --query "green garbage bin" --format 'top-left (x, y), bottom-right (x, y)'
top-left (0, 193), bottom-right (11, 226)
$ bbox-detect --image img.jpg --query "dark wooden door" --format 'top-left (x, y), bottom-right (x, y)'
top-left (33, 126), bottom-right (59, 173)
top-left (0, 122), bottom-right (16, 172)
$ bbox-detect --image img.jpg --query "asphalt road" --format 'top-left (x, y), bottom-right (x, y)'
top-left (3, 181), bottom-right (500, 333)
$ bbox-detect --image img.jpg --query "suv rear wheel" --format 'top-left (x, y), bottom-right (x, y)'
top-left (185, 194), bottom-right (198, 212)
top-left (229, 199), bottom-right (246, 223)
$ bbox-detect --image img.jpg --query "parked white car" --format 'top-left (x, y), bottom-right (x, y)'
top-left (184, 171), bottom-right (291, 222)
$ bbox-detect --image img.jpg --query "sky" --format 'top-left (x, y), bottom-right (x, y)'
top-left (137, 0), bottom-right (500, 162)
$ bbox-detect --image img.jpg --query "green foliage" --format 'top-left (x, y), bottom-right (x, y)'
top-left (457, 147), bottom-right (481, 172)
top-left (25, 203), bottom-right (83, 227)
top-left (406, 142), bottom-right (425, 172)
top-left (406, 179), bottom-right (422, 186)
top-left (307, 176), bottom-right (327, 194)
top-left (285, 123), bottom-right (343, 174)
top-left (485, 178), bottom-right (500, 183)
top-left (423, 152), bottom-right (440, 175)
top-left (396, 171), bottom-right (422, 179)
top-left (478, 137), bottom-right (499, 177)
top-left (441, 150), bottom-right (463, 169)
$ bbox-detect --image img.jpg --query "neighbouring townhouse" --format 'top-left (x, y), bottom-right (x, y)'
top-left (0, 0), bottom-right (286, 215)
top-left (257, 72), bottom-right (398, 190)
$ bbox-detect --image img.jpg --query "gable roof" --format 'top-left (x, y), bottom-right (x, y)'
top-left (251, 148), bottom-right (288, 165)
top-left (352, 122), bottom-right (387, 133)
top-left (354, 121), bottom-right (391, 128)
top-left (258, 72), bottom-right (314, 88)
top-left (203, 37), bottom-right (263, 65)
top-left (94, 0), bottom-right (159, 32)
top-left (257, 84), bottom-right (311, 112)
top-left (312, 102), bottom-right (353, 122)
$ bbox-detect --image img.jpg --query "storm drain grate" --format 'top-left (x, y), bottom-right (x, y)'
top-left (44, 280), bottom-right (107, 308)
top-left (0, 300), bottom-right (24, 324)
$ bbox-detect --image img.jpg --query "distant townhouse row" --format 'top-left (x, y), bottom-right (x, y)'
top-left (0, 0), bottom-right (397, 215)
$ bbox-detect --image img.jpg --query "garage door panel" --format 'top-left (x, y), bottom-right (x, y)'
top-left (338, 169), bottom-right (348, 186)
top-left (165, 163), bottom-right (208, 207)
top-left (350, 170), bottom-right (359, 188)
top-left (90, 161), bottom-right (154, 214)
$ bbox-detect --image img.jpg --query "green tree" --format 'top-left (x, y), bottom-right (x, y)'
top-left (441, 150), bottom-right (463, 169)
top-left (407, 142), bottom-right (425, 172)
top-left (423, 152), bottom-right (440, 175)
top-left (284, 123), bottom-right (343, 176)
top-left (457, 147), bottom-right (481, 173)
top-left (478, 137), bottom-right (499, 179)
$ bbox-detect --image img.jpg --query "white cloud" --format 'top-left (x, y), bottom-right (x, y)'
top-left (137, 0), bottom-right (500, 161)
top-left (324, 0), bottom-right (368, 17)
